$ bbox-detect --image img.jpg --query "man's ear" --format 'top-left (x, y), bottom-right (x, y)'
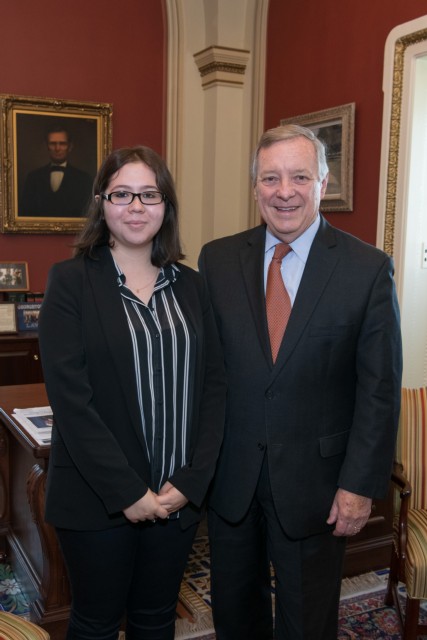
top-left (320, 174), bottom-right (329, 198)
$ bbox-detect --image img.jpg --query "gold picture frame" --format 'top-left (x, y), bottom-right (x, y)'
top-left (280, 103), bottom-right (355, 212)
top-left (0, 94), bottom-right (113, 234)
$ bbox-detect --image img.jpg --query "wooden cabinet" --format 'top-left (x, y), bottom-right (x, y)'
top-left (0, 384), bottom-right (69, 640)
top-left (0, 334), bottom-right (43, 385)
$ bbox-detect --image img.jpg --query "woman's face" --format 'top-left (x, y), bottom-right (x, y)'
top-left (102, 161), bottom-right (165, 252)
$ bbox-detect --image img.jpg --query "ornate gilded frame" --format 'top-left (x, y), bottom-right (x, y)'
top-left (0, 94), bottom-right (112, 234)
top-left (280, 103), bottom-right (355, 212)
top-left (382, 28), bottom-right (427, 256)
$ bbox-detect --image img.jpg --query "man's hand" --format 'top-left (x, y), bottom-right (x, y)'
top-left (327, 488), bottom-right (372, 537)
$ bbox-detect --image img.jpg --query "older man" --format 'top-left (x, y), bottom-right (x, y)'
top-left (198, 124), bottom-right (402, 640)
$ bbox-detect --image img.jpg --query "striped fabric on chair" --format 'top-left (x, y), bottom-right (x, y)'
top-left (385, 387), bottom-right (427, 639)
top-left (396, 387), bottom-right (427, 599)
top-left (0, 612), bottom-right (49, 640)
top-left (405, 509), bottom-right (427, 599)
top-left (396, 387), bottom-right (427, 510)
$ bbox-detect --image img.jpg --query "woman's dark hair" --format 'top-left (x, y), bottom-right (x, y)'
top-left (74, 146), bottom-right (184, 266)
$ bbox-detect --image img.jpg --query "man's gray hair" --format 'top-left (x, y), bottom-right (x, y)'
top-left (251, 124), bottom-right (329, 185)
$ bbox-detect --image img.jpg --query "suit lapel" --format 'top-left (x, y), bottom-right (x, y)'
top-left (273, 217), bottom-right (339, 370)
top-left (239, 226), bottom-right (272, 366)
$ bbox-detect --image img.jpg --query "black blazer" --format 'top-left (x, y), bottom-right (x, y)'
top-left (38, 246), bottom-right (226, 530)
top-left (199, 217), bottom-right (402, 539)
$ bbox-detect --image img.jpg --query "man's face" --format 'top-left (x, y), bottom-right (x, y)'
top-left (254, 136), bottom-right (328, 243)
top-left (47, 131), bottom-right (72, 164)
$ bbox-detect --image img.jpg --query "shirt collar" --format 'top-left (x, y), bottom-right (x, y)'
top-left (265, 213), bottom-right (320, 264)
top-left (112, 256), bottom-right (180, 293)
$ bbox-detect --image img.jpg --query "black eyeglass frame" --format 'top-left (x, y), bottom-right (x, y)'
top-left (101, 191), bottom-right (165, 205)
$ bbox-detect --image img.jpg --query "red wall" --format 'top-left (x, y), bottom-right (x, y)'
top-left (0, 0), bottom-right (166, 292)
top-left (3, 2), bottom-right (426, 291)
top-left (265, 0), bottom-right (427, 245)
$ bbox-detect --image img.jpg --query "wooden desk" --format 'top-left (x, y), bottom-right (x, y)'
top-left (0, 384), bottom-right (69, 640)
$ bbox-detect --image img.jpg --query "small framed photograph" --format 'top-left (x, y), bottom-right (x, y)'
top-left (280, 103), bottom-right (355, 212)
top-left (16, 302), bottom-right (42, 331)
top-left (0, 302), bottom-right (18, 334)
top-left (0, 261), bottom-right (29, 291)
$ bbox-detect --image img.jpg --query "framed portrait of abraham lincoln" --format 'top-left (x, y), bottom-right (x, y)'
top-left (0, 94), bottom-right (113, 234)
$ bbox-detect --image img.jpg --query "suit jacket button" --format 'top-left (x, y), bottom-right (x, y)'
top-left (257, 442), bottom-right (265, 451)
top-left (266, 390), bottom-right (273, 399)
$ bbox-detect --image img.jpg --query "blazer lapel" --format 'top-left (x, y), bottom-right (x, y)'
top-left (274, 217), bottom-right (340, 369)
top-left (239, 226), bottom-right (272, 366)
top-left (85, 247), bottom-right (150, 455)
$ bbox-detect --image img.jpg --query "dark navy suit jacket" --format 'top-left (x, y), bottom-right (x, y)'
top-left (199, 216), bottom-right (402, 540)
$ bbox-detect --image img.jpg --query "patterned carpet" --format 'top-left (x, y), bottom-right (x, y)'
top-left (176, 536), bottom-right (427, 640)
top-left (1, 536), bottom-right (427, 639)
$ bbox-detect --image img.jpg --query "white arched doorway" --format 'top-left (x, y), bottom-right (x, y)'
top-left (377, 15), bottom-right (427, 387)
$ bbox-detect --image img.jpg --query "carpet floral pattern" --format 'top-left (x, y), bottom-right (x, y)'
top-left (2, 536), bottom-right (427, 639)
top-left (339, 590), bottom-right (403, 639)
top-left (176, 537), bottom-right (427, 640)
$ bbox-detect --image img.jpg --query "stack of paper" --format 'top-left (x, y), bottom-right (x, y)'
top-left (12, 406), bottom-right (53, 444)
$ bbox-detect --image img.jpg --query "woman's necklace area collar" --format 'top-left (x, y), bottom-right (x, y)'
top-left (131, 270), bottom-right (160, 294)
top-left (111, 253), bottom-right (180, 293)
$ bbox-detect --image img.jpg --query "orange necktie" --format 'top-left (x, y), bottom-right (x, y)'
top-left (266, 243), bottom-right (292, 362)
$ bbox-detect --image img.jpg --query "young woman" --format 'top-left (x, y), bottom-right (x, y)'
top-left (38, 146), bottom-right (226, 640)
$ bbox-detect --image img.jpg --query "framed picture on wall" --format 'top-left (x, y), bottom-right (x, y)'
top-left (0, 261), bottom-right (29, 292)
top-left (280, 103), bottom-right (355, 212)
top-left (0, 94), bottom-right (113, 234)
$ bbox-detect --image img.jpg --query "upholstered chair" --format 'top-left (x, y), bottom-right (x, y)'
top-left (0, 612), bottom-right (49, 640)
top-left (385, 386), bottom-right (427, 639)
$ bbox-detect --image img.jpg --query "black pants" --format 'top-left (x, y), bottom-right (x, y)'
top-left (56, 519), bottom-right (197, 640)
top-left (208, 457), bottom-right (347, 640)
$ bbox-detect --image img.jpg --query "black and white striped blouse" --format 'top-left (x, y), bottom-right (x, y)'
top-left (115, 262), bottom-right (196, 495)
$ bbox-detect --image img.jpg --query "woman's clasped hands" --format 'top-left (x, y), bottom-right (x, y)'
top-left (123, 482), bottom-right (188, 523)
